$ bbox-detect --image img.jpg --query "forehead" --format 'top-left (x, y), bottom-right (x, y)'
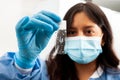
top-left (72, 12), bottom-right (100, 28)
top-left (73, 12), bottom-right (95, 26)
top-left (70, 12), bottom-right (102, 33)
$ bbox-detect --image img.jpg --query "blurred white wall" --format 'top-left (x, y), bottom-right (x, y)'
top-left (0, 0), bottom-right (22, 56)
top-left (59, 0), bottom-right (85, 19)
top-left (93, 0), bottom-right (120, 12)
top-left (21, 0), bottom-right (59, 16)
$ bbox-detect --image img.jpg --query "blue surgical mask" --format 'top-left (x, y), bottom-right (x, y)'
top-left (64, 36), bottom-right (102, 64)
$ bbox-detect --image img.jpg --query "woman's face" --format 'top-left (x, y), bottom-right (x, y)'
top-left (67, 12), bottom-right (103, 37)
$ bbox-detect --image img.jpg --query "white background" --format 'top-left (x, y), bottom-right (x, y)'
top-left (0, 0), bottom-right (120, 60)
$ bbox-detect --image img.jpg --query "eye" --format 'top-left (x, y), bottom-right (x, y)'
top-left (84, 29), bottom-right (95, 36)
top-left (67, 30), bottom-right (77, 36)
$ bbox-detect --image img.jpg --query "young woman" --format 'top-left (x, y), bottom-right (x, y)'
top-left (0, 2), bottom-right (120, 80)
top-left (47, 2), bottom-right (120, 80)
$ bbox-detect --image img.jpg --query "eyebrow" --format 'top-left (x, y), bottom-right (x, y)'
top-left (70, 25), bottom-right (95, 29)
top-left (83, 25), bottom-right (95, 28)
top-left (68, 27), bottom-right (77, 30)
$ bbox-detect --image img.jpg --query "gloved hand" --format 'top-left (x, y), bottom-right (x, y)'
top-left (14, 10), bottom-right (61, 69)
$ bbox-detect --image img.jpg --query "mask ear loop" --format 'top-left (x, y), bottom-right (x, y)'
top-left (55, 21), bottom-right (66, 54)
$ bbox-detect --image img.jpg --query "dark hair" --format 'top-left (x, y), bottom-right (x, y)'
top-left (46, 2), bottom-right (119, 80)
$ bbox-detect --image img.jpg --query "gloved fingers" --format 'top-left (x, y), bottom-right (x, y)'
top-left (16, 16), bottom-right (30, 32)
top-left (16, 16), bottom-right (54, 33)
top-left (33, 13), bottom-right (59, 31)
top-left (29, 18), bottom-right (54, 32)
top-left (40, 10), bottom-right (61, 23)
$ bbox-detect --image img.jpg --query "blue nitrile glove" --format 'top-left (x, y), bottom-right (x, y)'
top-left (14, 10), bottom-right (61, 69)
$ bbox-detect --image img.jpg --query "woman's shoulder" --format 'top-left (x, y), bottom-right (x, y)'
top-left (105, 67), bottom-right (120, 79)
top-left (0, 52), bottom-right (49, 80)
top-left (106, 67), bottom-right (120, 74)
top-left (0, 52), bottom-right (47, 69)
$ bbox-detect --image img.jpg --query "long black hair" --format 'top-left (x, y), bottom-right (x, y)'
top-left (46, 2), bottom-right (119, 80)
